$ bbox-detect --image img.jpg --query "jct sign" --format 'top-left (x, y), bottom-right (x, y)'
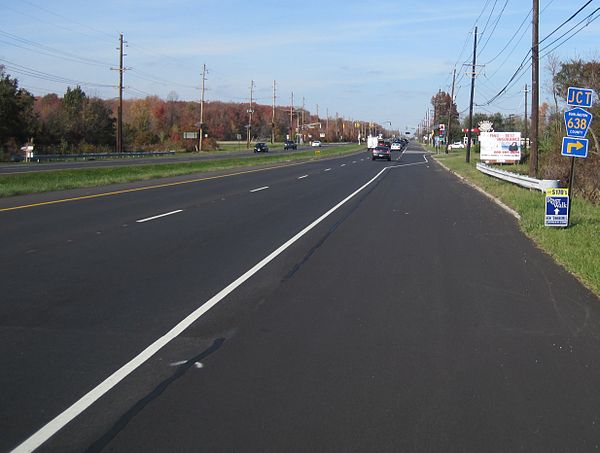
top-left (567, 87), bottom-right (594, 108)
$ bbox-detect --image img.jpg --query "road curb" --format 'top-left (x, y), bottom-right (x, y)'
top-left (433, 155), bottom-right (521, 221)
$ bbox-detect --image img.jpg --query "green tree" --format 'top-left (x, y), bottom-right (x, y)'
top-left (61, 86), bottom-right (87, 147)
top-left (83, 98), bottom-right (115, 146)
top-left (0, 67), bottom-right (37, 156)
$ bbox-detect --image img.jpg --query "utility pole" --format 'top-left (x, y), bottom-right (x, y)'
top-left (289, 92), bottom-right (294, 142)
top-left (445, 68), bottom-right (456, 154)
top-left (271, 80), bottom-right (276, 144)
top-left (246, 80), bottom-right (254, 148)
top-left (524, 84), bottom-right (530, 151)
top-left (301, 97), bottom-right (305, 144)
top-left (530, 0), bottom-right (539, 177)
top-left (198, 63), bottom-right (207, 152)
top-left (113, 33), bottom-right (126, 153)
top-left (466, 26), bottom-right (478, 164)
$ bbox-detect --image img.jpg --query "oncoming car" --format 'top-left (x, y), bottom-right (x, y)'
top-left (254, 142), bottom-right (269, 153)
top-left (372, 146), bottom-right (391, 161)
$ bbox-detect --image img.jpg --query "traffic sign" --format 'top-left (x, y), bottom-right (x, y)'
top-left (561, 137), bottom-right (588, 158)
top-left (567, 87), bottom-right (594, 108)
top-left (564, 108), bottom-right (593, 138)
top-left (545, 188), bottom-right (569, 227)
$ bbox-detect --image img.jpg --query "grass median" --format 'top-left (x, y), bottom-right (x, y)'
top-left (1, 144), bottom-right (364, 198)
top-left (432, 148), bottom-right (600, 297)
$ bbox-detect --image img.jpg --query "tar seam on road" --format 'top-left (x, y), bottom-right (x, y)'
top-left (9, 157), bottom-right (428, 453)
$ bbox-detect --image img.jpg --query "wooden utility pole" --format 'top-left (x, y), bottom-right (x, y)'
top-left (246, 80), bottom-right (254, 148)
top-left (530, 0), bottom-right (539, 177)
top-left (301, 97), bottom-right (305, 143)
top-left (524, 84), bottom-right (529, 151)
top-left (198, 64), bottom-right (206, 151)
top-left (271, 80), bottom-right (276, 144)
top-left (115, 33), bottom-right (125, 153)
top-left (466, 26), bottom-right (478, 164)
top-left (445, 68), bottom-right (456, 154)
top-left (289, 92), bottom-right (294, 142)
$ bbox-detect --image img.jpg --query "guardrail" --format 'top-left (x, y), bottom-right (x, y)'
top-left (30, 150), bottom-right (176, 162)
top-left (476, 162), bottom-right (560, 192)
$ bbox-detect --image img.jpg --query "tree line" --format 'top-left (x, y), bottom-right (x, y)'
top-left (1, 66), bottom-right (381, 160)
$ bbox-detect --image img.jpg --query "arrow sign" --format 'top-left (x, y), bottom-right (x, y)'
top-left (564, 108), bottom-right (593, 138)
top-left (561, 137), bottom-right (588, 158)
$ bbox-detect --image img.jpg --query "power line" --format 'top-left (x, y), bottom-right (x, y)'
top-left (478, 0), bottom-right (510, 57)
top-left (477, 2), bottom-right (600, 107)
top-left (0, 30), bottom-right (113, 68)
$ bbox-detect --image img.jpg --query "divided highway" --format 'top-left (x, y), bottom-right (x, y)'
top-left (2, 143), bottom-right (600, 452)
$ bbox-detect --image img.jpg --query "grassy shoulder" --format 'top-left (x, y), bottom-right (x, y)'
top-left (431, 147), bottom-right (600, 297)
top-left (0, 144), bottom-right (363, 198)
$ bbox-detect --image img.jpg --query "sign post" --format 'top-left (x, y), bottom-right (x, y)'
top-left (555, 86), bottom-right (595, 227)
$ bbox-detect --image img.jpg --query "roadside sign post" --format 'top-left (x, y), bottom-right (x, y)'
top-left (554, 86), bottom-right (595, 227)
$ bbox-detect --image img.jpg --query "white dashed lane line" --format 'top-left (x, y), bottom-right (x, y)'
top-left (136, 210), bottom-right (183, 223)
top-left (324, 168), bottom-right (331, 172)
top-left (298, 175), bottom-right (308, 179)
top-left (340, 163), bottom-right (346, 167)
top-left (250, 186), bottom-right (269, 193)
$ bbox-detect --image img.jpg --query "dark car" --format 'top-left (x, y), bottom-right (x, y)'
top-left (254, 142), bottom-right (269, 153)
top-left (283, 140), bottom-right (297, 150)
top-left (372, 146), bottom-right (391, 161)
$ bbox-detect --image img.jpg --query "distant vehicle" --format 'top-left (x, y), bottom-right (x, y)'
top-left (283, 140), bottom-right (297, 150)
top-left (311, 140), bottom-right (322, 147)
top-left (372, 146), bottom-right (391, 161)
top-left (367, 136), bottom-right (378, 151)
top-left (391, 142), bottom-right (402, 150)
top-left (448, 141), bottom-right (465, 149)
top-left (254, 142), bottom-right (269, 153)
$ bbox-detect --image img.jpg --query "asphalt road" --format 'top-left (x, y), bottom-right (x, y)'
top-left (2, 143), bottom-right (600, 452)
top-left (0, 144), bottom-right (322, 175)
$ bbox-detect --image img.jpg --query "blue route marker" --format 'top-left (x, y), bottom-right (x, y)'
top-left (564, 108), bottom-right (593, 138)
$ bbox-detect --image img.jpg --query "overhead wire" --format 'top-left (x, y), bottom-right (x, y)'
top-left (477, 1), bottom-right (599, 107)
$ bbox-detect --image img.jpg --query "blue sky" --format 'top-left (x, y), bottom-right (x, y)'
top-left (1, 0), bottom-right (599, 131)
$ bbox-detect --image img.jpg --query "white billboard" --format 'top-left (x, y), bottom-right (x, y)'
top-left (479, 132), bottom-right (522, 163)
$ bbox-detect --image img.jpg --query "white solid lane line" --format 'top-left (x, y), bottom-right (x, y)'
top-left (298, 175), bottom-right (308, 179)
top-left (11, 163), bottom-right (407, 453)
top-left (136, 210), bottom-right (183, 223)
top-left (250, 186), bottom-right (269, 193)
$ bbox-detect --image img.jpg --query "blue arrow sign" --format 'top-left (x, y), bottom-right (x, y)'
top-left (567, 87), bottom-right (594, 108)
top-left (561, 137), bottom-right (588, 158)
top-left (564, 107), bottom-right (593, 138)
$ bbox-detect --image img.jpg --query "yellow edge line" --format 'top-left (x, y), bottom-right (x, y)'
top-left (0, 161), bottom-right (307, 213)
